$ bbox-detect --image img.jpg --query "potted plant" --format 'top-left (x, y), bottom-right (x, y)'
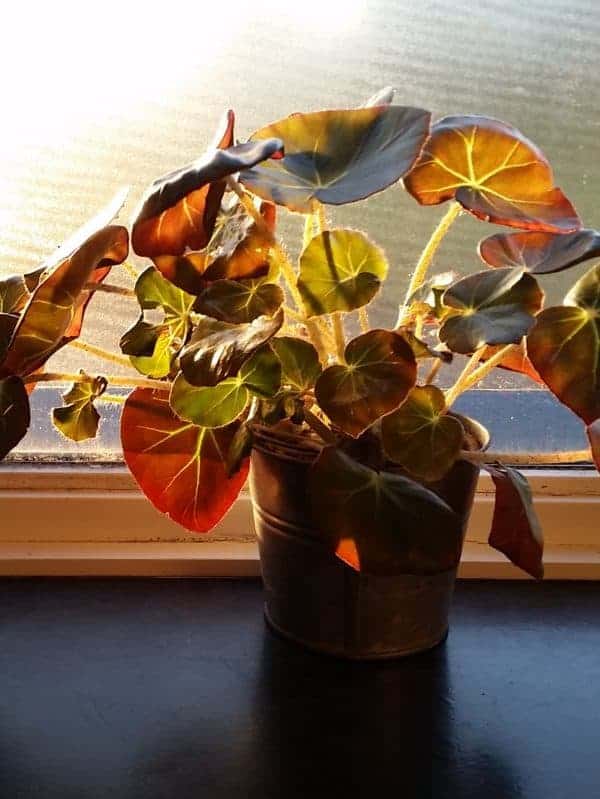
top-left (2, 89), bottom-right (599, 658)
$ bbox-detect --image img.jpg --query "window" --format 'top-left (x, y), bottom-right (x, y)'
top-left (1, 0), bottom-right (599, 575)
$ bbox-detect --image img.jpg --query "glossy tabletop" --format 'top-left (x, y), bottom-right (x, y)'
top-left (1, 579), bottom-right (598, 798)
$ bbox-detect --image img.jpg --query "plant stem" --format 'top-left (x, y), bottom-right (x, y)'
top-left (23, 372), bottom-right (169, 392)
top-left (98, 394), bottom-right (126, 404)
top-left (396, 201), bottom-right (462, 327)
top-left (358, 306), bottom-right (370, 334)
top-left (68, 339), bottom-right (132, 367)
top-left (459, 343), bottom-right (517, 394)
top-left (332, 313), bottom-right (346, 361)
top-left (84, 282), bottom-right (136, 298)
top-left (461, 448), bottom-right (592, 466)
top-left (225, 175), bottom-right (330, 363)
top-left (302, 214), bottom-right (315, 249)
top-left (303, 407), bottom-right (336, 444)
top-left (312, 200), bottom-right (327, 233)
top-left (444, 346), bottom-right (487, 407)
top-left (122, 261), bottom-right (140, 280)
top-left (424, 358), bottom-right (444, 386)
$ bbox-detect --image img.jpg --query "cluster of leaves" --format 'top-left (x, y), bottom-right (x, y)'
top-left (4, 90), bottom-right (600, 583)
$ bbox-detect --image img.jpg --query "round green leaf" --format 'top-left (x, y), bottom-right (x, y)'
top-left (298, 229), bottom-right (388, 317)
top-left (120, 267), bottom-right (195, 378)
top-left (240, 105), bottom-right (431, 212)
top-left (527, 263), bottom-right (600, 424)
top-left (194, 280), bottom-right (284, 324)
top-left (309, 446), bottom-right (462, 575)
top-left (381, 385), bottom-right (464, 481)
top-left (0, 375), bottom-right (30, 460)
top-left (170, 373), bottom-right (249, 428)
top-left (238, 345), bottom-right (281, 398)
top-left (440, 268), bottom-right (543, 353)
top-left (315, 329), bottom-right (416, 438)
top-left (180, 308), bottom-right (283, 387)
top-left (271, 336), bottom-right (322, 391)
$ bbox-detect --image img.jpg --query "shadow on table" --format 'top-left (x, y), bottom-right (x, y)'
top-left (129, 628), bottom-right (524, 799)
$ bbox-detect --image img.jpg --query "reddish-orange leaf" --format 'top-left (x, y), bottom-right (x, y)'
top-left (480, 342), bottom-right (544, 385)
top-left (121, 388), bottom-right (249, 533)
top-left (153, 200), bottom-right (276, 294)
top-left (1, 225), bottom-right (128, 378)
top-left (131, 111), bottom-right (283, 259)
top-left (404, 116), bottom-right (580, 233)
top-left (485, 464), bottom-right (544, 580)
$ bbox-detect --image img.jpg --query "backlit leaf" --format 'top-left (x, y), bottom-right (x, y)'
top-left (298, 229), bottom-right (388, 317)
top-left (271, 336), bottom-right (322, 391)
top-left (479, 229), bottom-right (600, 274)
top-left (0, 375), bottom-right (30, 460)
top-left (170, 374), bottom-right (249, 428)
top-left (240, 105), bottom-right (430, 212)
top-left (440, 268), bottom-right (543, 353)
top-left (0, 274), bottom-right (29, 314)
top-left (0, 314), bottom-right (19, 363)
top-left (1, 221), bottom-right (128, 377)
top-left (527, 263), bottom-right (600, 423)
top-left (121, 387), bottom-right (249, 532)
top-left (180, 309), bottom-right (283, 387)
top-left (309, 446), bottom-right (462, 575)
top-left (194, 280), bottom-right (283, 324)
top-left (131, 113), bottom-right (283, 259)
top-left (382, 385), bottom-right (465, 481)
top-left (484, 464), bottom-right (544, 579)
top-left (226, 421), bottom-right (254, 477)
top-left (315, 329), bottom-right (416, 437)
top-left (404, 115), bottom-right (580, 232)
top-left (153, 198), bottom-right (277, 294)
top-left (170, 345), bottom-right (280, 428)
top-left (120, 267), bottom-right (195, 378)
top-left (52, 372), bottom-right (107, 442)
top-left (399, 330), bottom-right (453, 362)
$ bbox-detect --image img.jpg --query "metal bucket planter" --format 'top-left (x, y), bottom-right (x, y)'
top-left (250, 424), bottom-right (482, 660)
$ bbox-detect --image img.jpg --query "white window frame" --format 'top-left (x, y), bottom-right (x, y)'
top-left (1, 464), bottom-right (599, 578)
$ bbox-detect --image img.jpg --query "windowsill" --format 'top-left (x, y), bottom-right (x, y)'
top-left (1, 464), bottom-right (599, 578)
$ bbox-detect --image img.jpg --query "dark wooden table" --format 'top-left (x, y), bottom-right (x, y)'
top-left (1, 579), bottom-right (598, 798)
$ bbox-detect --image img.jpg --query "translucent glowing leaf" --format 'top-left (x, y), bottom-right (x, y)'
top-left (153, 198), bottom-right (277, 295)
top-left (0, 274), bottom-right (29, 314)
top-left (1, 210), bottom-right (128, 378)
top-left (479, 229), bottom-right (600, 274)
top-left (382, 385), bottom-right (464, 481)
top-left (271, 336), bottom-right (322, 391)
top-left (194, 280), bottom-right (283, 324)
top-left (131, 111), bottom-right (283, 259)
top-left (121, 388), bottom-right (249, 532)
top-left (309, 446), bottom-right (462, 575)
top-left (240, 105), bottom-right (430, 212)
top-left (404, 116), bottom-right (580, 232)
top-left (298, 229), bottom-right (388, 317)
top-left (52, 372), bottom-right (107, 442)
top-left (315, 330), bottom-right (416, 437)
top-left (0, 375), bottom-right (30, 460)
top-left (527, 263), bottom-right (600, 423)
top-left (119, 267), bottom-right (196, 378)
